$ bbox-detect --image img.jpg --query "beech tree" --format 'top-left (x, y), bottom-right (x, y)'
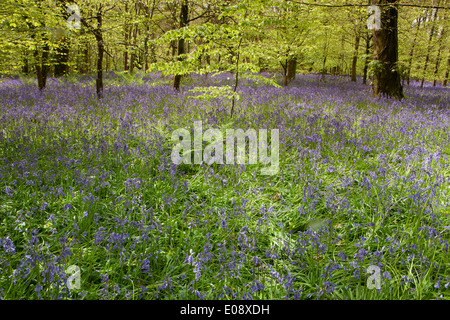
top-left (372, 0), bottom-right (404, 99)
top-left (0, 0), bottom-right (63, 90)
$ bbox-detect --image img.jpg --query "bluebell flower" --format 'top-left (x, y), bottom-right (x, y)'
top-left (2, 238), bottom-right (15, 255)
top-left (323, 281), bottom-right (335, 294)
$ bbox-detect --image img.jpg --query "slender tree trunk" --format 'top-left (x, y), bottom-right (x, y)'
top-left (105, 46), bottom-right (110, 72)
top-left (351, 32), bottom-right (360, 82)
top-left (130, 3), bottom-right (140, 74)
top-left (406, 12), bottom-right (424, 86)
top-left (22, 51), bottom-right (29, 74)
top-left (372, 0), bottom-right (403, 99)
top-left (54, 1), bottom-right (70, 77)
top-left (287, 57), bottom-right (297, 83)
top-left (34, 40), bottom-right (50, 91)
top-left (54, 38), bottom-right (70, 77)
top-left (362, 33), bottom-right (371, 85)
top-left (362, 0), bottom-right (371, 85)
top-left (27, 7), bottom-right (49, 90)
top-left (82, 42), bottom-right (89, 74)
top-left (443, 50), bottom-right (450, 87)
top-left (421, 3), bottom-right (440, 88)
top-left (340, 35), bottom-right (345, 76)
top-left (143, 39), bottom-right (148, 73)
top-left (143, 0), bottom-right (156, 73)
top-left (94, 7), bottom-right (104, 99)
top-left (149, 40), bottom-right (157, 64)
top-left (196, 38), bottom-right (205, 70)
top-left (230, 38), bottom-right (243, 117)
top-left (173, 0), bottom-right (188, 91)
top-left (77, 21), bottom-right (89, 74)
top-left (281, 59), bottom-right (288, 86)
top-left (258, 57), bottom-right (266, 72)
top-left (433, 24), bottom-right (445, 86)
top-left (169, 40), bottom-right (176, 57)
top-left (124, 3), bottom-right (129, 71)
top-left (321, 31), bottom-right (328, 82)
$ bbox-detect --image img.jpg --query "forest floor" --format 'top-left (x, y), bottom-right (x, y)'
top-left (0, 72), bottom-right (449, 299)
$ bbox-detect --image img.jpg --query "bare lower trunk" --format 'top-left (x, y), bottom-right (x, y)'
top-left (433, 24), bottom-right (446, 86)
top-left (281, 59), bottom-right (288, 86)
top-left (443, 51), bottom-right (450, 87)
top-left (22, 51), bottom-right (29, 74)
top-left (124, 3), bottom-right (129, 71)
top-left (230, 38), bottom-right (243, 117)
top-left (54, 37), bottom-right (70, 77)
top-left (95, 8), bottom-right (104, 99)
top-left (82, 43), bottom-right (89, 74)
top-left (321, 33), bottom-right (328, 82)
top-left (340, 35), bottom-right (345, 76)
top-left (362, 0), bottom-right (371, 85)
top-left (421, 3), bottom-right (440, 88)
top-left (372, 0), bottom-right (403, 99)
top-left (130, 4), bottom-right (139, 74)
top-left (143, 0), bottom-right (156, 73)
top-left (105, 46), bottom-right (109, 72)
top-left (351, 33), bottom-right (360, 82)
top-left (287, 57), bottom-right (297, 83)
top-left (406, 11), bottom-right (424, 86)
top-left (363, 33), bottom-right (371, 85)
top-left (173, 1), bottom-right (188, 91)
top-left (34, 42), bottom-right (49, 91)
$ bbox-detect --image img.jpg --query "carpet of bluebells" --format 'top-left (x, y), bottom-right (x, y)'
top-left (0, 72), bottom-right (449, 300)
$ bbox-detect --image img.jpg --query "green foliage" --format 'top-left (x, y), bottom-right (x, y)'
top-left (0, 0), bottom-right (447, 84)
top-left (189, 85), bottom-right (240, 101)
top-left (367, 59), bottom-right (384, 78)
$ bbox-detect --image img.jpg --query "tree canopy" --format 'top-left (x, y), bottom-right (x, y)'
top-left (0, 0), bottom-right (448, 98)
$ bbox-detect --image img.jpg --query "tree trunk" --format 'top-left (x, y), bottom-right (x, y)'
top-left (281, 59), bottom-right (288, 86)
top-left (443, 50), bottom-right (450, 87)
top-left (22, 52), bottom-right (29, 74)
top-left (351, 33), bottom-right (360, 82)
top-left (34, 41), bottom-right (49, 91)
top-left (340, 35), bottom-right (345, 76)
top-left (95, 8), bottom-right (104, 99)
top-left (143, 0), bottom-right (156, 73)
top-left (197, 39), bottom-right (204, 69)
top-left (82, 42), bottom-right (89, 74)
top-left (173, 0), bottom-right (188, 91)
top-left (124, 2), bottom-right (129, 71)
top-left (105, 46), bottom-right (110, 72)
top-left (433, 23), bottom-right (446, 86)
top-left (230, 38), bottom-right (243, 117)
top-left (54, 38), bottom-right (70, 77)
top-left (406, 11), bottom-right (425, 86)
top-left (130, 3), bottom-right (140, 74)
top-left (287, 57), bottom-right (297, 83)
top-left (372, 0), bottom-right (403, 99)
top-left (421, 3), bottom-right (440, 88)
top-left (258, 57), bottom-right (267, 72)
top-left (362, 0), bottom-right (371, 85)
top-left (54, 1), bottom-right (70, 77)
top-left (321, 31), bottom-right (328, 82)
top-left (362, 33), bottom-right (371, 85)
top-left (170, 40), bottom-right (177, 57)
